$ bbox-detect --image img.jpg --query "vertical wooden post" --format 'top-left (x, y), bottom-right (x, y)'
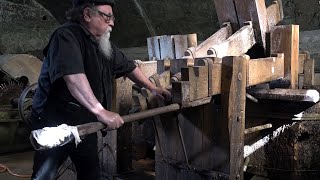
top-left (212, 0), bottom-right (239, 31)
top-left (271, 25), bottom-right (299, 89)
top-left (220, 55), bottom-right (247, 179)
top-left (234, 0), bottom-right (268, 49)
top-left (303, 58), bottom-right (315, 88)
top-left (147, 36), bottom-right (161, 61)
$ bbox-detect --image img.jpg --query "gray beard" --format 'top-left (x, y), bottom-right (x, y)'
top-left (99, 30), bottom-right (113, 59)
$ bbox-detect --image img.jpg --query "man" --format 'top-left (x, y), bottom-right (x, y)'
top-left (30, 0), bottom-right (171, 179)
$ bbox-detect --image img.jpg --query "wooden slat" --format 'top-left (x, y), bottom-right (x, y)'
top-left (134, 60), bottom-right (157, 78)
top-left (173, 35), bottom-right (188, 59)
top-left (298, 54), bottom-right (306, 74)
top-left (170, 58), bottom-right (194, 75)
top-left (247, 53), bottom-right (284, 86)
top-left (147, 36), bottom-right (161, 60)
top-left (207, 22), bottom-right (255, 58)
top-left (266, 0), bottom-right (283, 28)
top-left (234, 0), bottom-right (268, 48)
top-left (212, 0), bottom-right (239, 31)
top-left (271, 25), bottom-right (299, 89)
top-left (181, 65), bottom-right (209, 101)
top-left (299, 73), bottom-right (320, 89)
top-left (303, 58), bottom-right (315, 88)
top-left (247, 88), bottom-right (320, 103)
top-left (187, 33), bottom-right (198, 48)
top-left (185, 23), bottom-right (232, 58)
top-left (172, 81), bottom-right (190, 107)
top-left (298, 51), bottom-right (310, 74)
top-left (159, 35), bottom-right (175, 60)
top-left (220, 55), bottom-right (247, 179)
top-left (196, 58), bottom-right (222, 96)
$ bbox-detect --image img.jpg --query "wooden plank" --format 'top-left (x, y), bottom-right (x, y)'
top-left (170, 58), bottom-right (194, 75)
top-left (271, 25), bottom-right (299, 89)
top-left (159, 35), bottom-right (175, 60)
top-left (173, 35), bottom-right (188, 59)
top-left (181, 65), bottom-right (209, 101)
top-left (207, 22), bottom-right (255, 58)
top-left (298, 51), bottom-right (310, 74)
top-left (157, 58), bottom-right (170, 74)
top-left (298, 54), bottom-right (306, 74)
top-left (234, 0), bottom-right (268, 48)
top-left (147, 36), bottom-right (160, 60)
top-left (266, 0), bottom-right (283, 28)
top-left (195, 58), bottom-right (222, 96)
top-left (134, 60), bottom-right (157, 78)
top-left (212, 0), bottom-right (239, 31)
top-left (299, 73), bottom-right (320, 89)
top-left (303, 58), bottom-right (315, 88)
top-left (185, 23), bottom-right (233, 58)
top-left (220, 55), bottom-right (247, 179)
top-left (187, 33), bottom-right (198, 48)
top-left (247, 88), bottom-right (320, 103)
top-left (172, 81), bottom-right (190, 107)
top-left (247, 53), bottom-right (284, 86)
top-left (195, 58), bottom-right (211, 97)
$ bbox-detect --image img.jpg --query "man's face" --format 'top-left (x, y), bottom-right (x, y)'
top-left (84, 4), bottom-right (115, 40)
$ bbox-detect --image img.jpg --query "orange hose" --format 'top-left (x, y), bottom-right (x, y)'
top-left (0, 163), bottom-right (31, 178)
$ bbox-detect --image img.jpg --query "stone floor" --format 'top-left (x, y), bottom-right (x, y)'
top-left (0, 150), bottom-right (77, 180)
top-left (0, 151), bottom-right (155, 180)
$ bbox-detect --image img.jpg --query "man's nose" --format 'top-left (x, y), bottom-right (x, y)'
top-left (108, 20), bottom-right (114, 27)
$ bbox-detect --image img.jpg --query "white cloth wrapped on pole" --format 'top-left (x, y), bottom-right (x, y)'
top-left (31, 124), bottom-right (82, 149)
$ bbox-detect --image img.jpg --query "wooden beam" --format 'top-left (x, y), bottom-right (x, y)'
top-left (247, 88), bottom-right (320, 103)
top-left (220, 55), bottom-right (247, 179)
top-left (159, 35), bottom-right (175, 60)
top-left (234, 0), bottom-right (269, 48)
top-left (270, 25), bottom-right (299, 89)
top-left (207, 22), bottom-right (255, 58)
top-left (247, 53), bottom-right (284, 86)
top-left (134, 60), bottom-right (157, 78)
top-left (187, 33), bottom-right (198, 48)
top-left (172, 35), bottom-right (188, 59)
top-left (181, 65), bottom-right (209, 101)
top-left (303, 58), bottom-right (315, 88)
top-left (172, 81), bottom-right (190, 107)
top-left (184, 23), bottom-right (232, 58)
top-left (299, 73), bottom-right (320, 89)
top-left (196, 58), bottom-right (222, 96)
top-left (170, 58), bottom-right (194, 75)
top-left (212, 0), bottom-right (239, 31)
top-left (147, 36), bottom-right (161, 60)
top-left (298, 51), bottom-right (310, 74)
top-left (266, 0), bottom-right (283, 29)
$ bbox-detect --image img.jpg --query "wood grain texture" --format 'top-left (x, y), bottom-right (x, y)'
top-left (207, 23), bottom-right (256, 58)
top-left (220, 55), bottom-right (248, 179)
top-left (247, 53), bottom-right (284, 86)
top-left (212, 0), bottom-right (239, 31)
top-left (303, 58), bottom-right (315, 88)
top-left (270, 25), bottom-right (299, 89)
top-left (185, 23), bottom-right (232, 58)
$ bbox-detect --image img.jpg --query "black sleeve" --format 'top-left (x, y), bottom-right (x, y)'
top-left (47, 28), bottom-right (85, 83)
top-left (111, 44), bottom-right (136, 78)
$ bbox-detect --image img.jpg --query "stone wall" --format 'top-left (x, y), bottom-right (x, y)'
top-left (2, 0), bottom-right (320, 53)
top-left (0, 0), bottom-right (59, 58)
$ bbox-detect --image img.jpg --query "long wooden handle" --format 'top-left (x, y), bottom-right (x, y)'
top-left (77, 103), bottom-right (180, 136)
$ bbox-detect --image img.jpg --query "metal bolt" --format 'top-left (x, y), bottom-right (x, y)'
top-left (238, 73), bottom-right (242, 80)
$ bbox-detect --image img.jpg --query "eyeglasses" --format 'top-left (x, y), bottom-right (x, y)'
top-left (94, 8), bottom-right (115, 22)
